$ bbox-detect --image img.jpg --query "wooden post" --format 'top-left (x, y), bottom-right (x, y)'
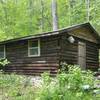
top-left (78, 41), bottom-right (86, 69)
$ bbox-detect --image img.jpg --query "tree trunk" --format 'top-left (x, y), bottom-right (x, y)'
top-left (28, 0), bottom-right (34, 34)
top-left (86, 0), bottom-right (90, 22)
top-left (51, 0), bottom-right (58, 31)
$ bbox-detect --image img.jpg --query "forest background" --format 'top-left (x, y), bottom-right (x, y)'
top-left (0, 0), bottom-right (100, 41)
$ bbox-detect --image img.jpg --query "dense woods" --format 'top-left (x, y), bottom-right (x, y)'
top-left (0, 0), bottom-right (100, 41)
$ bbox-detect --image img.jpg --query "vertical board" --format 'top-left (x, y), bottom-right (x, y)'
top-left (78, 41), bottom-right (86, 69)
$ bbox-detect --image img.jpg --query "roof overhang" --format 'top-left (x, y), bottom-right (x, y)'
top-left (59, 22), bottom-right (100, 44)
top-left (0, 22), bottom-right (99, 45)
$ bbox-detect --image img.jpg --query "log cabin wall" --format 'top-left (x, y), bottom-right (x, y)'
top-left (59, 33), bottom-right (78, 65)
top-left (59, 32), bottom-right (99, 71)
top-left (2, 23), bottom-right (99, 75)
top-left (67, 26), bottom-right (99, 71)
top-left (76, 38), bottom-right (99, 71)
top-left (86, 41), bottom-right (99, 71)
top-left (5, 35), bottom-right (60, 75)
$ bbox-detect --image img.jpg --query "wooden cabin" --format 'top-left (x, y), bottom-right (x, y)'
top-left (0, 23), bottom-right (100, 75)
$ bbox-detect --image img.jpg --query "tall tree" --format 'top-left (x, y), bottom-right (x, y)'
top-left (51, 0), bottom-right (58, 31)
top-left (28, 0), bottom-right (34, 34)
top-left (86, 0), bottom-right (90, 22)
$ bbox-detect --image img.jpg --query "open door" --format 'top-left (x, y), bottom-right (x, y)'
top-left (78, 41), bottom-right (86, 69)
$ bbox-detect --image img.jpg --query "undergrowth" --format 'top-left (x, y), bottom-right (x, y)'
top-left (0, 64), bottom-right (100, 100)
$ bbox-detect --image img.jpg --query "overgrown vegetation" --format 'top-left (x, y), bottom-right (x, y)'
top-left (0, 59), bottom-right (10, 71)
top-left (0, 64), bottom-right (100, 100)
top-left (37, 65), bottom-right (100, 100)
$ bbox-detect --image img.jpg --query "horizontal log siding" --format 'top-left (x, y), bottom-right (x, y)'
top-left (60, 33), bottom-right (99, 71)
top-left (86, 42), bottom-right (99, 71)
top-left (59, 34), bottom-right (78, 65)
top-left (5, 36), bottom-right (60, 75)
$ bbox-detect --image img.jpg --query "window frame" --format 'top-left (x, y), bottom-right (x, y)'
top-left (28, 39), bottom-right (40, 57)
top-left (0, 45), bottom-right (6, 59)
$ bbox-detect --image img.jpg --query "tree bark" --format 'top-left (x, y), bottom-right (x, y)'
top-left (86, 0), bottom-right (90, 22)
top-left (28, 0), bottom-right (34, 34)
top-left (51, 0), bottom-right (58, 31)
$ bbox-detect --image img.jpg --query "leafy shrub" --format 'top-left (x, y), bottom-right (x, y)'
top-left (36, 65), bottom-right (99, 100)
top-left (0, 64), bottom-right (100, 100)
top-left (0, 59), bottom-right (10, 71)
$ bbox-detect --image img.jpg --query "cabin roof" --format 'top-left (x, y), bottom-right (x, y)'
top-left (0, 22), bottom-right (100, 44)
